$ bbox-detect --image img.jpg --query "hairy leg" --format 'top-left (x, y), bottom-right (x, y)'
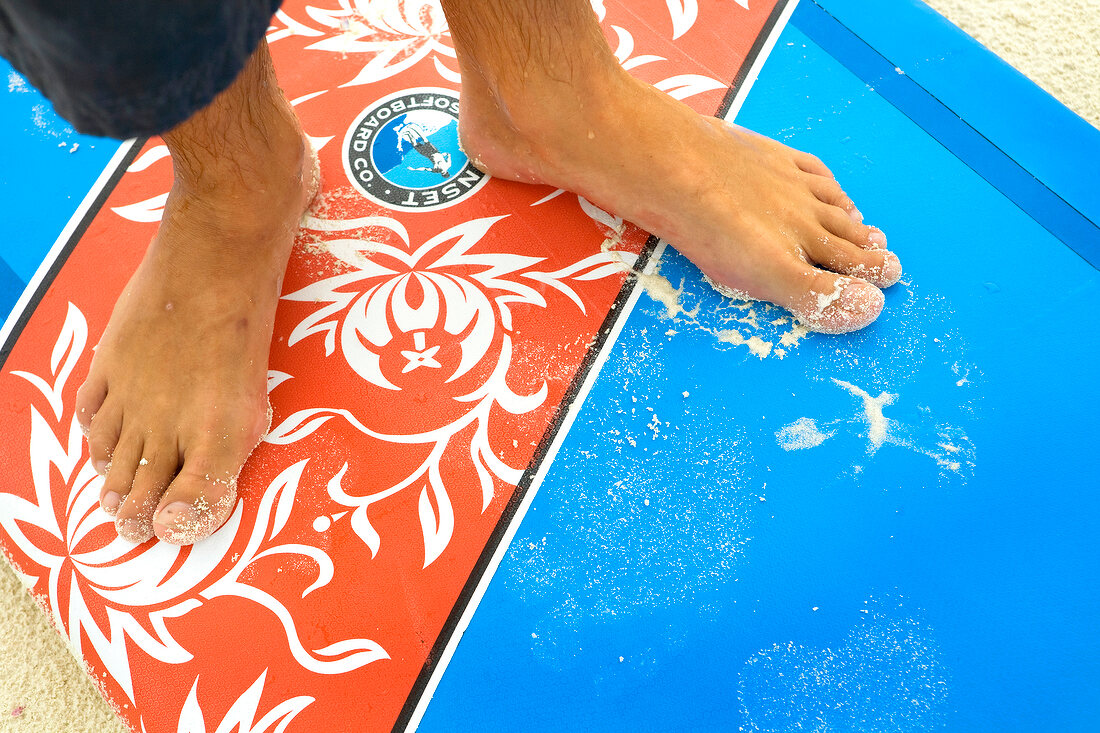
top-left (441, 0), bottom-right (900, 333)
top-left (75, 40), bottom-right (316, 544)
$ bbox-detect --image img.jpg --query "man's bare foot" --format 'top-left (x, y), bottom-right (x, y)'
top-left (74, 41), bottom-right (317, 545)
top-left (445, 0), bottom-right (900, 334)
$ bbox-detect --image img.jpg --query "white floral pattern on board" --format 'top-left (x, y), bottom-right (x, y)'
top-left (268, 0), bottom-right (459, 85)
top-left (666, 0), bottom-right (751, 40)
top-left (0, 305), bottom-right (387, 705)
top-left (167, 670), bottom-right (314, 733)
top-left (262, 0), bottom-right (741, 92)
top-left (0, 1), bottom-right (786, 730)
top-left (272, 213), bottom-right (625, 567)
top-left (606, 24), bottom-right (728, 98)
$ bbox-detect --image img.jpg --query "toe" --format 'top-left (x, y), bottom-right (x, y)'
top-left (75, 377), bottom-right (107, 436)
top-left (822, 208), bottom-right (888, 250)
top-left (115, 439), bottom-right (178, 541)
top-left (819, 206), bottom-right (887, 251)
top-left (813, 210), bottom-right (900, 287)
top-left (153, 451), bottom-right (241, 546)
top-left (99, 429), bottom-right (143, 516)
top-left (86, 401), bottom-right (123, 476)
top-left (807, 176), bottom-right (862, 222)
top-left (788, 268), bottom-right (885, 334)
top-left (794, 151), bottom-right (833, 178)
top-left (713, 248), bottom-right (885, 335)
top-left (805, 225), bottom-right (901, 290)
top-left (115, 510), bottom-right (156, 545)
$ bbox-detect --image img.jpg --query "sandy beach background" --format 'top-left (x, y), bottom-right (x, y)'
top-left (1, 2), bottom-right (1097, 731)
top-left (930, 0), bottom-right (1098, 125)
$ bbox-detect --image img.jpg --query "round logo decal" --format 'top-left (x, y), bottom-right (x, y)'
top-left (343, 88), bottom-right (487, 211)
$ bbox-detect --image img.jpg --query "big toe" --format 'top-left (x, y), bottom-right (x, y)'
top-left (152, 462), bottom-right (241, 546)
top-left (792, 271), bottom-right (885, 334)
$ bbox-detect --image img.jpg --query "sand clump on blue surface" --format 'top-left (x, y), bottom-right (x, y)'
top-left (635, 263), bottom-right (814, 360)
top-left (775, 417), bottom-right (833, 450)
top-left (773, 377), bottom-right (975, 480)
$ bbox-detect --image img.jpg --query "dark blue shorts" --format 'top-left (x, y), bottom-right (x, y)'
top-left (0, 0), bottom-right (282, 139)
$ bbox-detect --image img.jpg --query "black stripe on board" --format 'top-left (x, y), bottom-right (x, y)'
top-left (717, 0), bottom-right (796, 120)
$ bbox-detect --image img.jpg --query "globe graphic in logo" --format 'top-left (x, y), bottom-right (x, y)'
top-left (344, 88), bottom-right (487, 211)
top-left (372, 110), bottom-right (466, 190)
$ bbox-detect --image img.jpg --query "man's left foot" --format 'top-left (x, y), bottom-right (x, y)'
top-left (74, 41), bottom-right (317, 545)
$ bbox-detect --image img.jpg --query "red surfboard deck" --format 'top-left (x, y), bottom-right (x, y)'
top-left (0, 2), bottom-right (782, 730)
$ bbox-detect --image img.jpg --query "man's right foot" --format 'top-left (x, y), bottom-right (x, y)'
top-left (454, 23), bottom-right (900, 334)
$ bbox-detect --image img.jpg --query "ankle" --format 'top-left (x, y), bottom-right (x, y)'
top-left (167, 107), bottom-right (307, 197)
top-left (444, 0), bottom-right (618, 92)
top-left (459, 57), bottom-right (630, 181)
top-left (491, 53), bottom-right (623, 130)
top-left (163, 39), bottom-right (307, 197)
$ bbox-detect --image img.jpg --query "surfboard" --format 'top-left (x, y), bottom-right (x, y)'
top-left (2, 0), bottom-right (1098, 731)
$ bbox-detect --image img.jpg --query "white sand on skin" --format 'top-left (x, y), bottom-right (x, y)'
top-left (1, 5), bottom-right (1097, 730)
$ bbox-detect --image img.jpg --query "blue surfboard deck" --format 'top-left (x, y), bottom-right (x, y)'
top-left (1, 0), bottom-right (1097, 730)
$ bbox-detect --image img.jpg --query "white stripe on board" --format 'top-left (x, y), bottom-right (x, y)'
top-left (404, 240), bottom-right (665, 731)
top-left (723, 0), bottom-right (801, 122)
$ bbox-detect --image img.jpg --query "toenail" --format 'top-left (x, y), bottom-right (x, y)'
top-left (868, 229), bottom-right (887, 249)
top-left (102, 491), bottom-right (121, 515)
top-left (880, 251), bottom-right (902, 286)
top-left (154, 502), bottom-right (195, 531)
top-left (115, 517), bottom-right (153, 544)
top-left (839, 281), bottom-right (885, 318)
top-left (849, 207), bottom-right (863, 223)
top-left (94, 459), bottom-right (108, 476)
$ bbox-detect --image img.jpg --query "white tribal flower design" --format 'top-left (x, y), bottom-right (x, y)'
top-left (268, 0), bottom-right (458, 85)
top-left (167, 670), bottom-right (313, 733)
top-left (607, 24), bottom-right (728, 100)
top-left (666, 0), bottom-right (750, 40)
top-left (264, 0), bottom-right (748, 91)
top-left (271, 213), bottom-right (623, 566)
top-left (0, 305), bottom-right (386, 703)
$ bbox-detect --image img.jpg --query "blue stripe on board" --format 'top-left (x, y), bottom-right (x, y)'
top-left (792, 0), bottom-right (1100, 269)
top-left (815, 0), bottom-right (1100, 226)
